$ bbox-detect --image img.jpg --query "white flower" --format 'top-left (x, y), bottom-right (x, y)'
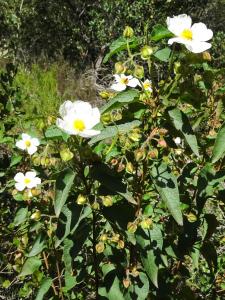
top-left (16, 133), bottom-right (40, 155)
top-left (56, 100), bottom-right (101, 138)
top-left (166, 14), bottom-right (213, 53)
top-left (174, 137), bottom-right (181, 145)
top-left (142, 79), bottom-right (153, 92)
top-left (111, 74), bottom-right (140, 91)
top-left (14, 171), bottom-right (41, 191)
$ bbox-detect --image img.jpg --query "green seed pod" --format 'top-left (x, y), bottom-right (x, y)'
top-left (101, 113), bottom-right (112, 124)
top-left (92, 201), bottom-right (100, 210)
top-left (99, 90), bottom-right (111, 99)
top-left (134, 149), bottom-right (146, 161)
top-left (127, 222), bottom-right (137, 233)
top-left (33, 156), bottom-right (41, 166)
top-left (100, 234), bottom-right (108, 242)
top-left (141, 45), bottom-right (153, 60)
top-left (134, 65), bottom-right (144, 79)
top-left (123, 26), bottom-right (134, 38)
top-left (187, 212), bottom-right (197, 223)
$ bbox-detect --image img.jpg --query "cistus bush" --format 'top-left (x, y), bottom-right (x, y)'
top-left (0, 0), bottom-right (225, 68)
top-left (1, 12), bottom-right (225, 300)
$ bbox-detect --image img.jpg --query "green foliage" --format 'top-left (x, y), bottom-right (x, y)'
top-left (1, 9), bottom-right (225, 300)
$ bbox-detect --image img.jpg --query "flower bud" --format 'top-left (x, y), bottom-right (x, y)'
top-left (123, 278), bottom-right (131, 288)
top-left (129, 129), bottom-right (142, 142)
top-left (111, 234), bottom-right (120, 243)
top-left (77, 194), bottom-right (87, 205)
top-left (131, 266), bottom-right (139, 277)
top-left (158, 128), bottom-right (168, 136)
top-left (174, 62), bottom-right (181, 74)
top-left (118, 240), bottom-right (125, 249)
top-left (99, 90), bottom-right (111, 99)
top-left (127, 222), bottom-right (137, 233)
top-left (148, 149), bottom-right (158, 159)
top-left (123, 26), bottom-right (134, 38)
top-left (60, 148), bottom-right (74, 162)
top-left (100, 234), bottom-right (108, 242)
top-left (202, 51), bottom-right (211, 61)
top-left (30, 210), bottom-right (41, 221)
top-left (92, 201), bottom-right (100, 210)
top-left (32, 156), bottom-right (41, 166)
top-left (40, 157), bottom-right (46, 166)
top-left (31, 188), bottom-right (41, 196)
top-left (111, 158), bottom-right (118, 166)
top-left (158, 139), bottom-right (167, 148)
top-left (134, 65), bottom-right (144, 79)
top-left (114, 62), bottom-right (126, 74)
top-left (95, 242), bottom-right (105, 253)
top-left (102, 196), bottom-right (113, 207)
top-left (141, 45), bottom-right (153, 60)
top-left (101, 113), bottom-right (112, 124)
top-left (126, 162), bottom-right (134, 174)
top-left (140, 218), bottom-right (153, 229)
top-left (134, 149), bottom-right (146, 161)
top-left (187, 212), bottom-right (197, 223)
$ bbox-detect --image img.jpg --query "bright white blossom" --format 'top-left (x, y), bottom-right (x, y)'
top-left (142, 79), bottom-right (153, 92)
top-left (16, 133), bottom-right (40, 155)
top-left (111, 74), bottom-right (140, 91)
top-left (14, 171), bottom-right (41, 191)
top-left (174, 137), bottom-right (181, 145)
top-left (166, 14), bottom-right (213, 53)
top-left (56, 100), bottom-right (101, 138)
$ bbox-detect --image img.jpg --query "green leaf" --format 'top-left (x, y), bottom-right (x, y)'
top-left (100, 90), bottom-right (139, 114)
top-left (136, 227), bottom-right (163, 288)
top-left (126, 272), bottom-right (149, 300)
top-left (151, 163), bottom-right (183, 226)
top-left (153, 47), bottom-right (171, 62)
top-left (168, 108), bottom-right (199, 156)
top-left (212, 122), bottom-right (225, 163)
top-left (45, 125), bottom-right (69, 141)
top-left (151, 24), bottom-right (173, 42)
top-left (35, 277), bottom-right (52, 300)
top-left (10, 155), bottom-right (22, 167)
top-left (20, 257), bottom-right (42, 277)
top-left (27, 234), bottom-right (46, 257)
top-left (90, 163), bottom-right (136, 204)
top-left (13, 207), bottom-right (28, 226)
top-left (64, 272), bottom-right (76, 292)
top-left (103, 36), bottom-right (140, 63)
top-left (63, 239), bottom-right (74, 273)
top-left (54, 169), bottom-right (75, 217)
top-left (89, 120), bottom-right (141, 145)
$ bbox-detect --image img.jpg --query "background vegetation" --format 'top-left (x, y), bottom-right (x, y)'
top-left (0, 1), bottom-right (225, 300)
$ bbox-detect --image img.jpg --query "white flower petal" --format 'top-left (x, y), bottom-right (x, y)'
top-left (21, 133), bottom-right (31, 141)
top-left (16, 140), bottom-right (26, 150)
top-left (111, 83), bottom-right (126, 91)
top-left (79, 129), bottom-right (101, 138)
top-left (185, 41), bottom-right (212, 53)
top-left (25, 171), bottom-right (37, 179)
top-left (15, 182), bottom-right (26, 191)
top-left (27, 145), bottom-right (37, 155)
top-left (59, 100), bottom-right (74, 117)
top-left (31, 138), bottom-right (40, 146)
top-left (167, 14), bottom-right (192, 36)
top-left (127, 78), bottom-right (140, 88)
top-left (168, 37), bottom-right (187, 45)
top-left (73, 101), bottom-right (92, 115)
top-left (113, 74), bottom-right (121, 82)
top-left (191, 23), bottom-right (213, 42)
top-left (14, 172), bottom-right (25, 182)
top-left (34, 177), bottom-right (41, 185)
top-left (85, 107), bottom-right (100, 129)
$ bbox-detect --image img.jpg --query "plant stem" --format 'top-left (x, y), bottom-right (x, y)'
top-left (92, 209), bottom-right (99, 299)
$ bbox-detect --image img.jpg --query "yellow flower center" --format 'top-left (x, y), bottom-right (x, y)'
top-left (120, 77), bottom-right (129, 85)
top-left (73, 119), bottom-right (85, 131)
top-left (143, 82), bottom-right (151, 90)
top-left (180, 29), bottom-right (193, 40)
top-left (24, 178), bottom-right (31, 184)
top-left (25, 140), bottom-right (31, 147)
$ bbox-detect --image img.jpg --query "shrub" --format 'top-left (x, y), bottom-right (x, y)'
top-left (1, 11), bottom-right (225, 300)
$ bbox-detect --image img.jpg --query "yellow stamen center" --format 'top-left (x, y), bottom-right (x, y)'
top-left (24, 178), bottom-right (31, 184)
top-left (73, 119), bottom-right (85, 131)
top-left (143, 82), bottom-right (151, 90)
top-left (25, 140), bottom-right (31, 147)
top-left (120, 78), bottom-right (129, 85)
top-left (180, 29), bottom-right (193, 40)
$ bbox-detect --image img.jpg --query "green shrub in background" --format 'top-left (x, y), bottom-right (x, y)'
top-left (1, 12), bottom-right (225, 300)
top-left (0, 0), bottom-right (225, 68)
